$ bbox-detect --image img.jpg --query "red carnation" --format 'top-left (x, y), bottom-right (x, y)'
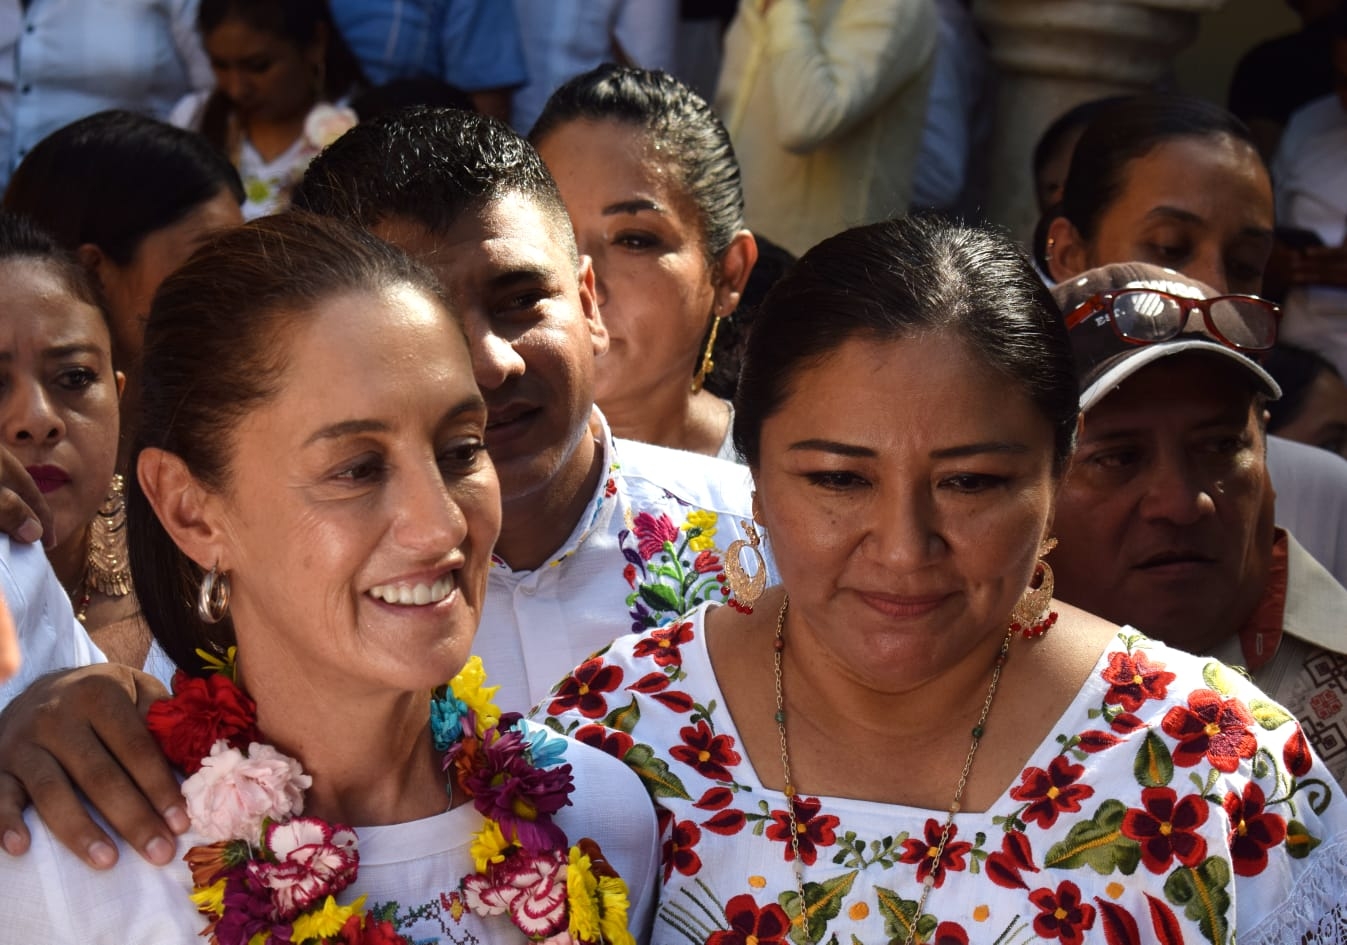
top-left (334, 914), bottom-right (407, 944)
top-left (146, 672), bottom-right (260, 774)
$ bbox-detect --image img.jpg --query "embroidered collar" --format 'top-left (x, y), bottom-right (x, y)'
top-left (145, 649), bottom-right (636, 944)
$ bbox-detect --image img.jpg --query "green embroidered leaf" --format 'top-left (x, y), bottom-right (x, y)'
top-left (639, 582), bottom-right (684, 612)
top-left (874, 886), bottom-right (936, 945)
top-left (1201, 661), bottom-right (1242, 696)
top-left (1163, 857), bottom-right (1232, 945)
top-left (780, 871), bottom-right (858, 945)
top-left (1044, 799), bottom-right (1141, 875)
top-left (1133, 729), bottom-right (1175, 788)
top-left (602, 698), bottom-right (641, 734)
top-left (1248, 699), bottom-right (1294, 731)
top-left (621, 743), bottom-right (691, 800)
top-left (1285, 820), bottom-right (1322, 859)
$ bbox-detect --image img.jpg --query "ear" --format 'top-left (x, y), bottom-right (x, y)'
top-left (1046, 217), bottom-right (1090, 284)
top-left (114, 370), bottom-right (127, 399)
top-left (576, 255), bottom-right (610, 359)
top-left (712, 230), bottom-right (759, 315)
top-left (76, 243), bottom-right (112, 289)
top-left (137, 448), bottom-right (233, 573)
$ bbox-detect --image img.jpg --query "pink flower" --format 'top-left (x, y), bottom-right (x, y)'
top-left (182, 741), bottom-right (311, 842)
top-left (632, 512), bottom-right (679, 560)
top-left (463, 848), bottom-right (569, 938)
top-left (249, 818), bottom-right (359, 920)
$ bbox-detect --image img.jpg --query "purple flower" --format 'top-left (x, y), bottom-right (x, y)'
top-left (463, 729), bottom-right (574, 854)
top-left (215, 866), bottom-right (283, 945)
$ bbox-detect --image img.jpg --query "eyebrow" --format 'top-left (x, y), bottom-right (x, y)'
top-left (602, 199), bottom-right (663, 217)
top-left (0, 343), bottom-right (105, 362)
top-left (788, 439), bottom-right (1029, 459)
top-left (303, 396), bottom-right (486, 447)
top-left (484, 265), bottom-right (554, 293)
top-left (1144, 205), bottom-right (1273, 241)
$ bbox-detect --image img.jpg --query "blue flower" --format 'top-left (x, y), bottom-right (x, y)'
top-left (431, 691), bottom-right (471, 752)
top-left (513, 720), bottom-right (569, 769)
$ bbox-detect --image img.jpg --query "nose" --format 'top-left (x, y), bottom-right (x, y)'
top-left (391, 455), bottom-right (471, 556)
top-left (863, 487), bottom-right (945, 570)
top-left (216, 68), bottom-right (248, 106)
top-left (1137, 452), bottom-right (1216, 526)
top-left (464, 313), bottom-right (526, 392)
top-left (3, 378), bottom-right (64, 446)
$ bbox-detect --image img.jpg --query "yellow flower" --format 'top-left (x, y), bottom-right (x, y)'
top-left (596, 876), bottom-right (635, 945)
top-left (248, 934), bottom-right (268, 945)
top-left (289, 895), bottom-right (365, 942)
top-left (470, 820), bottom-right (512, 872)
top-left (195, 646), bottom-right (240, 680)
top-left (450, 656), bottom-right (501, 736)
top-left (567, 846), bottom-right (601, 943)
top-left (683, 510), bottom-right (718, 552)
top-left (189, 879), bottom-right (227, 917)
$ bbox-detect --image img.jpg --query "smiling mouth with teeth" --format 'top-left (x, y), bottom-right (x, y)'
top-left (368, 575), bottom-right (456, 606)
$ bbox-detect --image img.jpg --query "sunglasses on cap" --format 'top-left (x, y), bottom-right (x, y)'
top-left (1065, 289), bottom-right (1281, 353)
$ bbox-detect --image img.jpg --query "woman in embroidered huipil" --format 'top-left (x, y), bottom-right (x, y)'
top-left (531, 66), bottom-right (760, 463)
top-left (0, 213), bottom-right (658, 944)
top-left (538, 216), bottom-right (1347, 945)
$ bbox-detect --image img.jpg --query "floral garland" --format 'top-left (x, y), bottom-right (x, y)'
top-left (146, 648), bottom-right (636, 945)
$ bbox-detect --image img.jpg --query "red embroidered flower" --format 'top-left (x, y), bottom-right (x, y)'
top-left (662, 819), bottom-right (702, 881)
top-left (1223, 782), bottom-right (1286, 876)
top-left (669, 720), bottom-right (741, 781)
top-left (1121, 786), bottom-right (1209, 873)
top-left (632, 621), bottom-right (695, 667)
top-left (604, 477), bottom-right (617, 498)
top-left (570, 724), bottom-right (634, 762)
top-left (693, 551), bottom-right (721, 574)
top-left (632, 512), bottom-right (679, 560)
top-left (707, 894), bottom-right (792, 945)
top-left (1101, 650), bottom-right (1176, 712)
top-left (1029, 880), bottom-right (1096, 945)
top-left (1009, 755), bottom-right (1094, 828)
top-left (1161, 690), bottom-right (1257, 771)
top-left (623, 563), bottom-right (637, 588)
top-left (933, 922), bottom-right (970, 945)
top-left (765, 795), bottom-right (840, 865)
top-left (1283, 725), bottom-right (1314, 777)
top-left (546, 658), bottom-right (623, 719)
top-left (898, 818), bottom-right (973, 888)
top-left (985, 831), bottom-right (1039, 890)
top-left (146, 672), bottom-right (260, 775)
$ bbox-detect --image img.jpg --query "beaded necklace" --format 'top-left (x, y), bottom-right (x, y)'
top-left (771, 595), bottom-right (1014, 945)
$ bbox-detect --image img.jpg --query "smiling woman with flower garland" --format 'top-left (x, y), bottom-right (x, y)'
top-left (0, 212), bottom-right (657, 944)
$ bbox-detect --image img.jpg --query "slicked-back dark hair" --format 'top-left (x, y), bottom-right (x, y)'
top-left (1059, 94), bottom-right (1262, 242)
top-left (530, 64), bottom-right (745, 261)
top-left (292, 106), bottom-right (577, 264)
top-left (126, 212), bottom-right (446, 674)
top-left (0, 211), bottom-right (102, 316)
top-left (3, 110), bottom-right (243, 267)
top-left (734, 215), bottom-right (1078, 472)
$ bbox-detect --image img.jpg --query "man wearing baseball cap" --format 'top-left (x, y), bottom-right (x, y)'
top-left (1050, 262), bottom-right (1347, 789)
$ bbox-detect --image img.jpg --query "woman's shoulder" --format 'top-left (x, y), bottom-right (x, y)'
top-left (0, 805), bottom-right (199, 942)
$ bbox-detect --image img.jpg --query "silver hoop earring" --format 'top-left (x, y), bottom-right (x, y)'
top-left (197, 565), bottom-right (231, 624)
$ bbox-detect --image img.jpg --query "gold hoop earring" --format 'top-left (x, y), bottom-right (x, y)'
top-left (691, 314), bottom-right (724, 394)
top-left (198, 565), bottom-right (231, 624)
top-left (724, 519), bottom-right (766, 609)
top-left (1012, 537), bottom-right (1057, 637)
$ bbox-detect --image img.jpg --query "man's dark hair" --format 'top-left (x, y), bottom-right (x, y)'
top-left (292, 107), bottom-right (577, 264)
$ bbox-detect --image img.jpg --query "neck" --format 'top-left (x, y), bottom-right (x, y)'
top-left (493, 414), bottom-right (604, 571)
top-left (600, 381), bottom-right (727, 456)
top-left (241, 111), bottom-right (311, 163)
top-left (241, 661), bottom-right (449, 826)
top-left (48, 524), bottom-right (89, 593)
top-left (781, 603), bottom-right (1015, 745)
